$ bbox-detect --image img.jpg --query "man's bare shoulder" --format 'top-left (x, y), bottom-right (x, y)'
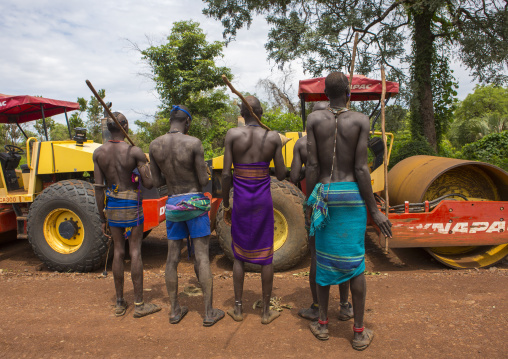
top-left (307, 109), bottom-right (331, 125)
top-left (225, 127), bottom-right (245, 143)
top-left (128, 145), bottom-right (145, 158)
top-left (348, 110), bottom-right (370, 127)
top-left (295, 135), bottom-right (307, 146)
top-left (93, 143), bottom-right (108, 159)
top-left (267, 130), bottom-right (282, 144)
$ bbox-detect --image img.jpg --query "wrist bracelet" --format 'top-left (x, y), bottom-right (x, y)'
top-left (223, 204), bottom-right (230, 211)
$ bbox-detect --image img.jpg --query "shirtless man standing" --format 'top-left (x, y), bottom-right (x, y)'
top-left (305, 73), bottom-right (392, 350)
top-left (149, 105), bottom-right (224, 327)
top-left (94, 112), bottom-right (161, 318)
top-left (291, 102), bottom-right (354, 323)
top-left (222, 96), bottom-right (286, 324)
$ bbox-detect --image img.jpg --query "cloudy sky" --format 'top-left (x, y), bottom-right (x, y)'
top-left (1, 0), bottom-right (481, 128)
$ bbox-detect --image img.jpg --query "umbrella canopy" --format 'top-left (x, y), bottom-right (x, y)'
top-left (0, 94), bottom-right (80, 124)
top-left (298, 74), bottom-right (399, 102)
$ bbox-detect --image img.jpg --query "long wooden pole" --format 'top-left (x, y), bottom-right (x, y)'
top-left (380, 65), bottom-right (389, 252)
top-left (85, 80), bottom-right (135, 146)
top-left (347, 32), bottom-right (359, 109)
top-left (222, 75), bottom-right (271, 131)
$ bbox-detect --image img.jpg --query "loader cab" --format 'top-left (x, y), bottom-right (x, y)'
top-left (0, 145), bottom-right (23, 191)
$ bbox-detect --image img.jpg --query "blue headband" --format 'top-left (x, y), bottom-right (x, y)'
top-left (171, 105), bottom-right (192, 120)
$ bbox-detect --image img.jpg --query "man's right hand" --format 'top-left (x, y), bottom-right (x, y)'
top-left (223, 208), bottom-right (232, 226)
top-left (372, 211), bottom-right (392, 238)
top-left (101, 223), bottom-right (111, 239)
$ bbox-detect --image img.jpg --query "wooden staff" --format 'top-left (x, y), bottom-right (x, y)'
top-left (222, 75), bottom-right (271, 131)
top-left (86, 80), bottom-right (136, 146)
top-left (347, 32), bottom-right (359, 109)
top-left (380, 64), bottom-right (389, 253)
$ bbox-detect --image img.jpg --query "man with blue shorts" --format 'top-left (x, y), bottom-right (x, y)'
top-left (149, 105), bottom-right (224, 327)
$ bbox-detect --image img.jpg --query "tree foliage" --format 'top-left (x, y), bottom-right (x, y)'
top-left (135, 20), bottom-right (238, 158)
top-left (140, 20), bottom-right (233, 118)
top-left (203, 0), bottom-right (508, 148)
top-left (449, 84), bottom-right (508, 147)
top-left (461, 130), bottom-right (508, 171)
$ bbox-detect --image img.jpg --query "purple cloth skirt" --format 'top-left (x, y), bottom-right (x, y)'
top-left (231, 162), bottom-right (274, 265)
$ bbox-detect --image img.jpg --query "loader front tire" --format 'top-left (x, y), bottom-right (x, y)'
top-left (216, 178), bottom-right (308, 272)
top-left (27, 180), bottom-right (108, 272)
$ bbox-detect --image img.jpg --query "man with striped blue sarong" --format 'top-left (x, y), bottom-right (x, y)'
top-left (94, 112), bottom-right (161, 319)
top-left (305, 73), bottom-right (392, 350)
top-left (291, 101), bottom-right (355, 323)
top-left (149, 105), bottom-right (224, 327)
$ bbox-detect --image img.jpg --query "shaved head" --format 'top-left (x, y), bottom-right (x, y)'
top-left (312, 101), bottom-right (329, 112)
top-left (107, 112), bottom-right (128, 133)
top-left (241, 96), bottom-right (263, 119)
top-left (325, 72), bottom-right (349, 100)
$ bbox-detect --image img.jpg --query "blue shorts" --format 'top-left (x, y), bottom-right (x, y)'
top-left (166, 194), bottom-right (211, 240)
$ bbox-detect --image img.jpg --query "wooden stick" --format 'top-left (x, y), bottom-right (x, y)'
top-left (380, 65), bottom-right (389, 217)
top-left (222, 75), bottom-right (271, 131)
top-left (380, 64), bottom-right (389, 252)
top-left (347, 32), bottom-right (359, 109)
top-left (85, 80), bottom-right (135, 146)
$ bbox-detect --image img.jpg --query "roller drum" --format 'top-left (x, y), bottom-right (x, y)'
top-left (387, 155), bottom-right (508, 268)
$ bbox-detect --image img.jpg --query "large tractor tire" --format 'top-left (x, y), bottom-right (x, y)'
top-left (216, 178), bottom-right (308, 272)
top-left (27, 180), bottom-right (108, 272)
top-left (388, 156), bottom-right (508, 269)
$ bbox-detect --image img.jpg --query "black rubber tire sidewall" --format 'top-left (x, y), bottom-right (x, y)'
top-left (216, 178), bottom-right (308, 272)
top-left (27, 180), bottom-right (108, 272)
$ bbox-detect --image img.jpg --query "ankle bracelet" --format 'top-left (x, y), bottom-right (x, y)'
top-left (339, 302), bottom-right (350, 307)
top-left (235, 300), bottom-right (242, 306)
top-left (318, 318), bottom-right (329, 325)
top-left (353, 326), bottom-right (365, 333)
top-left (134, 301), bottom-right (144, 306)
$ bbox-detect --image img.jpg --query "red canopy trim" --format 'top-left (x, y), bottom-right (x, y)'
top-left (0, 95), bottom-right (80, 124)
top-left (298, 75), bottom-right (399, 102)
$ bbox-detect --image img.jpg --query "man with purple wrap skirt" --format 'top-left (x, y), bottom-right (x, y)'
top-left (222, 96), bottom-right (286, 324)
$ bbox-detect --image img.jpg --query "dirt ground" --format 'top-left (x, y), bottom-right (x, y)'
top-left (0, 225), bottom-right (507, 358)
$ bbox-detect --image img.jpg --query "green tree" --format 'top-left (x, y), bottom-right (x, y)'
top-left (461, 130), bottom-right (508, 171)
top-left (135, 20), bottom-right (237, 157)
top-left (68, 97), bottom-right (87, 133)
top-left (449, 84), bottom-right (508, 147)
top-left (84, 90), bottom-right (106, 143)
top-left (262, 108), bottom-right (302, 133)
top-left (203, 0), bottom-right (507, 149)
top-left (140, 20), bottom-right (233, 118)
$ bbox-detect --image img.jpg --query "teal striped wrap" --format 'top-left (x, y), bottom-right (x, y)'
top-left (307, 182), bottom-right (367, 286)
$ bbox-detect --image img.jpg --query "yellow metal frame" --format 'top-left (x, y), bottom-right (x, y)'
top-left (0, 138), bottom-right (101, 204)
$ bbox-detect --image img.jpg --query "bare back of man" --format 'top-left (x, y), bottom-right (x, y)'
top-left (306, 73), bottom-right (392, 349)
top-left (222, 96), bottom-right (286, 325)
top-left (149, 105), bottom-right (224, 327)
top-left (93, 113), bottom-right (160, 319)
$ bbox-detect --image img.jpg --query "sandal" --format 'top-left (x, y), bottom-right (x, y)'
top-left (298, 303), bottom-right (319, 321)
top-left (114, 300), bottom-right (128, 317)
top-left (169, 306), bottom-right (189, 324)
top-left (352, 328), bottom-right (374, 351)
top-left (133, 302), bottom-right (161, 318)
top-left (309, 321), bottom-right (329, 341)
top-left (203, 308), bottom-right (225, 327)
top-left (338, 302), bottom-right (354, 321)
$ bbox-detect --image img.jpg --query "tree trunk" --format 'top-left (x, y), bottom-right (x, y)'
top-left (411, 8), bottom-right (437, 150)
